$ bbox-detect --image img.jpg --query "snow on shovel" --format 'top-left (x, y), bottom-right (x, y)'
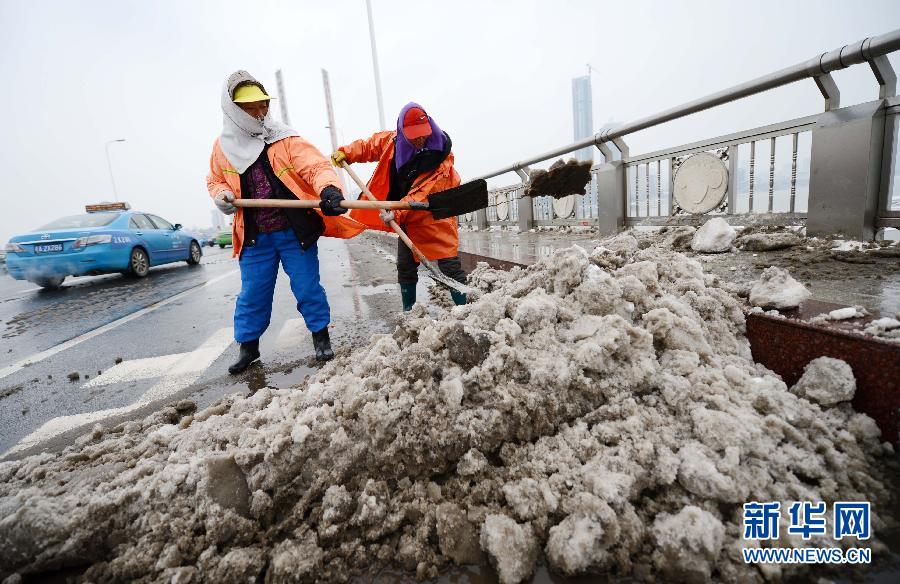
top-left (523, 158), bottom-right (594, 199)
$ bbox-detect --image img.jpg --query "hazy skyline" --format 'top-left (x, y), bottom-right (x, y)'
top-left (2, 0), bottom-right (899, 244)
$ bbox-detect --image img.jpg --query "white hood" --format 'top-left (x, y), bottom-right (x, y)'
top-left (219, 70), bottom-right (299, 174)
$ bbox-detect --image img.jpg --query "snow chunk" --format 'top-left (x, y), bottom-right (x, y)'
top-left (457, 449), bottom-right (489, 476)
top-left (512, 289), bottom-right (558, 332)
top-left (545, 493), bottom-right (619, 575)
top-left (691, 218), bottom-right (736, 253)
top-left (436, 502), bottom-right (483, 566)
top-left (440, 376), bottom-right (465, 409)
top-left (736, 231), bottom-right (801, 251)
top-left (268, 533), bottom-right (323, 581)
top-left (502, 478), bottom-right (557, 521)
top-left (827, 307), bottom-right (863, 320)
top-left (660, 226), bottom-right (696, 250)
top-left (791, 357), bottom-right (856, 406)
top-left (749, 267), bottom-right (810, 309)
top-left (546, 516), bottom-right (608, 575)
top-left (651, 506), bottom-right (725, 583)
top-left (863, 317), bottom-right (900, 341)
top-left (480, 514), bottom-right (537, 584)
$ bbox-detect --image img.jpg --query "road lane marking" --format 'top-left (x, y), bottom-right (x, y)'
top-left (81, 354), bottom-right (186, 388)
top-left (0, 269), bottom-right (239, 381)
top-left (3, 327), bottom-right (234, 457)
top-left (274, 318), bottom-right (307, 351)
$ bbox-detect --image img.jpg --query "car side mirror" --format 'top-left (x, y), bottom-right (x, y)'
top-left (173, 224), bottom-right (182, 231)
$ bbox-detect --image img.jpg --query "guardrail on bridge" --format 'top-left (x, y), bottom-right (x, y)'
top-left (462, 29), bottom-right (900, 240)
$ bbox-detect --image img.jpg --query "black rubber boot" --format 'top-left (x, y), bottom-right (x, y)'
top-left (228, 340), bottom-right (260, 374)
top-left (312, 327), bottom-right (335, 361)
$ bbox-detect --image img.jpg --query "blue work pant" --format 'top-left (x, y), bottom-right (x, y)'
top-left (234, 229), bottom-right (330, 343)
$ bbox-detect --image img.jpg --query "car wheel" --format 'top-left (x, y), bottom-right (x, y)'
top-left (219, 244), bottom-right (225, 249)
top-left (126, 247), bottom-right (150, 278)
top-left (187, 241), bottom-right (201, 265)
top-left (33, 276), bottom-right (65, 289)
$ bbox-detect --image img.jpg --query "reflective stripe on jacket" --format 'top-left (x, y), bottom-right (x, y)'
top-left (207, 135), bottom-right (366, 258)
top-left (339, 131), bottom-right (460, 261)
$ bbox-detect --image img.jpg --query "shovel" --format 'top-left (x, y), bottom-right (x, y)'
top-left (233, 180), bottom-right (488, 219)
top-left (339, 161), bottom-right (475, 295)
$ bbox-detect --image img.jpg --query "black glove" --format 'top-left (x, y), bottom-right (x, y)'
top-left (319, 185), bottom-right (347, 216)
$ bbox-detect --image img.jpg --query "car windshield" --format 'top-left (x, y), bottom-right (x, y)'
top-left (37, 213), bottom-right (120, 230)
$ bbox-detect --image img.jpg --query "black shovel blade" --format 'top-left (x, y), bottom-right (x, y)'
top-left (426, 180), bottom-right (489, 220)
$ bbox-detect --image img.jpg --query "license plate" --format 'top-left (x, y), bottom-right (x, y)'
top-left (34, 243), bottom-right (64, 253)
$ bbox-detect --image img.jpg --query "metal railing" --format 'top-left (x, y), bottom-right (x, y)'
top-left (622, 115), bottom-right (817, 224)
top-left (462, 29), bottom-right (900, 239)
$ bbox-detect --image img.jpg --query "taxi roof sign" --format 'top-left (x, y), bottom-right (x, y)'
top-left (86, 202), bottom-right (130, 213)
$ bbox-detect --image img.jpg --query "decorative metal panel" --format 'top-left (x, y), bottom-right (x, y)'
top-left (672, 151), bottom-right (728, 214)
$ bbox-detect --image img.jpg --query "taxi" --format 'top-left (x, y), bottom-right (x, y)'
top-left (4, 203), bottom-right (204, 289)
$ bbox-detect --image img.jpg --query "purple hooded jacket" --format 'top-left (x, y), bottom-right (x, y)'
top-left (394, 102), bottom-right (446, 169)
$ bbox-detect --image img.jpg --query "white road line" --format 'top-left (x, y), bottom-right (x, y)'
top-left (4, 327), bottom-right (234, 457)
top-left (0, 269), bottom-right (239, 380)
top-left (274, 318), bottom-right (307, 351)
top-left (81, 354), bottom-right (185, 388)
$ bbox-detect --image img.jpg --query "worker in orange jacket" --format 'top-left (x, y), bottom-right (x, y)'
top-left (332, 103), bottom-right (467, 310)
top-left (208, 71), bottom-right (365, 373)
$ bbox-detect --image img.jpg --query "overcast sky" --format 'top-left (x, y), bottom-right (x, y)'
top-left (1, 0), bottom-right (899, 243)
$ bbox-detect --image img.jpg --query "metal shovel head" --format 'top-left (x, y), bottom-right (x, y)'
top-left (418, 256), bottom-right (476, 295)
top-left (426, 180), bottom-right (489, 220)
top-left (524, 158), bottom-right (593, 199)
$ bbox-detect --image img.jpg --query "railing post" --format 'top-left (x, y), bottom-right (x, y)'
top-left (474, 207), bottom-right (488, 230)
top-left (516, 196), bottom-right (533, 232)
top-left (595, 161), bottom-right (627, 235)
top-left (814, 73), bottom-right (841, 111)
top-left (868, 54), bottom-right (897, 99)
top-left (807, 100), bottom-right (886, 240)
top-left (514, 168), bottom-right (533, 231)
top-left (727, 145), bottom-right (738, 213)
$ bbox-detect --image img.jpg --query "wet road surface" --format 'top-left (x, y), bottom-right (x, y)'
top-left (0, 235), bottom-right (428, 460)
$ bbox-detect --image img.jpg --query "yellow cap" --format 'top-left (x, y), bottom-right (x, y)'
top-left (233, 84), bottom-right (276, 103)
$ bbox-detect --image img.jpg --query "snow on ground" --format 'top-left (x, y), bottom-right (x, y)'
top-left (0, 235), bottom-right (896, 583)
top-left (863, 317), bottom-right (900, 341)
top-left (690, 218), bottom-right (735, 253)
top-left (749, 267), bottom-right (811, 309)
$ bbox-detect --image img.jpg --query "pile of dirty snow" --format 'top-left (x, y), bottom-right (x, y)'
top-left (0, 238), bottom-right (895, 583)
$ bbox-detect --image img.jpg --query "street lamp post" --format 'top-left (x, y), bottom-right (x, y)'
top-left (365, 0), bottom-right (386, 130)
top-left (104, 139), bottom-right (126, 202)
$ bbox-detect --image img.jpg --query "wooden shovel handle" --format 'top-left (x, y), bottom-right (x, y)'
top-left (233, 199), bottom-right (416, 210)
top-left (340, 162), bottom-right (430, 263)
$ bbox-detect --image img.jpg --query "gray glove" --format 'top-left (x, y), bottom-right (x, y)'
top-left (214, 191), bottom-right (236, 215)
top-left (379, 210), bottom-right (395, 225)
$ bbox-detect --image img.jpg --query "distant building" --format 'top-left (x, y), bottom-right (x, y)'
top-left (572, 75), bottom-right (593, 163)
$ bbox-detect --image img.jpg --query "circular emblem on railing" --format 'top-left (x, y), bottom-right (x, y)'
top-left (552, 195), bottom-right (576, 219)
top-left (496, 191), bottom-right (509, 221)
top-left (672, 152), bottom-right (728, 214)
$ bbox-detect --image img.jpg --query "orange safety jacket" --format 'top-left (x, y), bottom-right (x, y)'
top-left (339, 131), bottom-right (461, 262)
top-left (207, 136), bottom-right (366, 258)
